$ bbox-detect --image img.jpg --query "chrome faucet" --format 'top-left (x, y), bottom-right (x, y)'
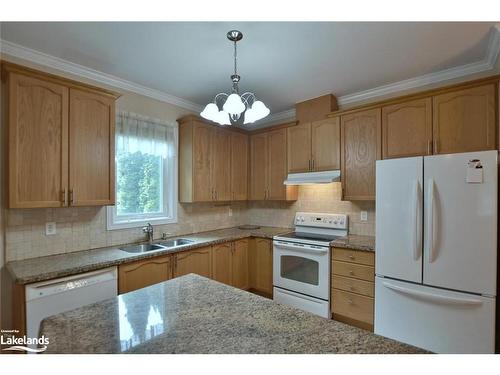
top-left (142, 223), bottom-right (154, 244)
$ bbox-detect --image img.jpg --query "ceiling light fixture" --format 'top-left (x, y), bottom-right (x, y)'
top-left (200, 30), bottom-right (270, 126)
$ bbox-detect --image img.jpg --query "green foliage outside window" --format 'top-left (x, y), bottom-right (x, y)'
top-left (116, 151), bottom-right (162, 215)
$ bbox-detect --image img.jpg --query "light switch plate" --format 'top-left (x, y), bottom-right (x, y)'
top-left (360, 211), bottom-right (368, 222)
top-left (46, 222), bottom-right (57, 235)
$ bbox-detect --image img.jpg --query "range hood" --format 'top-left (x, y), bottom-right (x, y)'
top-left (283, 170), bottom-right (341, 185)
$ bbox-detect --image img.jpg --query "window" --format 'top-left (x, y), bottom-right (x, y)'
top-left (107, 111), bottom-right (178, 230)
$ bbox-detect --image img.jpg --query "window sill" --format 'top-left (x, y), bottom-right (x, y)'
top-left (106, 215), bottom-right (178, 231)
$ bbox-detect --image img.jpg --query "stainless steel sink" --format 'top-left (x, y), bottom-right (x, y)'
top-left (159, 238), bottom-right (195, 248)
top-left (119, 244), bottom-right (166, 253)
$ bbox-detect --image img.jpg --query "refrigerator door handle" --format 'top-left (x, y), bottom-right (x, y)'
top-left (382, 281), bottom-right (484, 306)
top-left (411, 180), bottom-right (422, 261)
top-left (426, 178), bottom-right (437, 263)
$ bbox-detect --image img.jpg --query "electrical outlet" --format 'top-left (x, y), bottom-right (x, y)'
top-left (228, 207), bottom-right (233, 217)
top-left (46, 222), bottom-right (57, 235)
top-left (360, 211), bottom-right (368, 222)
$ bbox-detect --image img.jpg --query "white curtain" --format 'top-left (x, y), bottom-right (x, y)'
top-left (116, 111), bottom-right (177, 158)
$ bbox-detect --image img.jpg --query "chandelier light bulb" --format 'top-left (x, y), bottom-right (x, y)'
top-left (200, 103), bottom-right (219, 121)
top-left (250, 101), bottom-right (270, 121)
top-left (215, 110), bottom-right (231, 125)
top-left (222, 93), bottom-right (246, 115)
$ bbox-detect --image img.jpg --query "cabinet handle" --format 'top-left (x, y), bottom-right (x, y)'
top-left (427, 140), bottom-right (432, 155)
top-left (308, 159), bottom-right (311, 171)
top-left (347, 299), bottom-right (353, 305)
top-left (69, 189), bottom-right (74, 205)
top-left (61, 189), bottom-right (66, 205)
top-left (348, 255), bottom-right (355, 260)
top-left (312, 159), bottom-right (315, 171)
top-left (349, 271), bottom-right (354, 275)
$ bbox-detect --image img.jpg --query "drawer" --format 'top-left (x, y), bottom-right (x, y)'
top-left (332, 248), bottom-right (374, 266)
top-left (332, 260), bottom-right (374, 282)
top-left (332, 275), bottom-right (374, 297)
top-left (332, 289), bottom-right (374, 325)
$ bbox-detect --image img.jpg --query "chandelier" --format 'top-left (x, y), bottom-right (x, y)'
top-left (200, 30), bottom-right (270, 126)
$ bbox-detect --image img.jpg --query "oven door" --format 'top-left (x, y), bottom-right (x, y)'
top-left (273, 240), bottom-right (330, 300)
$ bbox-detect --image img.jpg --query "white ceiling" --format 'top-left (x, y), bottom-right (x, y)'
top-left (1, 22), bottom-right (498, 126)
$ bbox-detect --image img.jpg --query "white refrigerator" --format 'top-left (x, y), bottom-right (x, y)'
top-left (375, 150), bottom-right (497, 354)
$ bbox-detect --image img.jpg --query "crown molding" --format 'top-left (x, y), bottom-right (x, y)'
top-left (0, 39), bottom-right (203, 113)
top-left (2, 24), bottom-right (500, 127)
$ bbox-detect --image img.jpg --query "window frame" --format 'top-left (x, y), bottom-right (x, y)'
top-left (106, 121), bottom-right (178, 231)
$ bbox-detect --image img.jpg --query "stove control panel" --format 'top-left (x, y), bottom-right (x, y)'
top-left (294, 212), bottom-right (348, 229)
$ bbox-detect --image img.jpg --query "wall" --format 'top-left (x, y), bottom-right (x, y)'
top-left (245, 183), bottom-right (375, 235)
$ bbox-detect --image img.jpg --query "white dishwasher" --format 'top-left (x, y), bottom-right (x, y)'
top-left (26, 267), bottom-right (117, 345)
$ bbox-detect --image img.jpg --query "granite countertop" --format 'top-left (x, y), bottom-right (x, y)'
top-left (7, 226), bottom-right (291, 285)
top-left (40, 274), bottom-right (424, 354)
top-left (330, 234), bottom-right (375, 252)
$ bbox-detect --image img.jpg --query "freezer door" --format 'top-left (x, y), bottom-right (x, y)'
top-left (375, 277), bottom-right (495, 353)
top-left (423, 151), bottom-right (497, 295)
top-left (376, 157), bottom-right (423, 283)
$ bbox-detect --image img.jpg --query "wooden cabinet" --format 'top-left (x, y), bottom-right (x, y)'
top-left (4, 63), bottom-right (118, 208)
top-left (287, 118), bottom-right (340, 173)
top-left (230, 132), bottom-right (249, 200)
top-left (118, 255), bottom-right (172, 294)
top-left (231, 239), bottom-right (249, 290)
top-left (341, 108), bottom-right (381, 201)
top-left (173, 247), bottom-right (212, 278)
top-left (179, 117), bottom-right (242, 202)
top-left (248, 238), bottom-right (273, 297)
top-left (211, 128), bottom-right (231, 201)
top-left (249, 133), bottom-right (268, 200)
top-left (331, 247), bottom-right (375, 331)
top-left (287, 122), bottom-right (311, 173)
top-left (212, 242), bottom-right (233, 285)
top-left (382, 97), bottom-right (432, 159)
top-left (433, 84), bottom-right (496, 154)
top-left (69, 88), bottom-right (115, 206)
top-left (250, 129), bottom-right (297, 201)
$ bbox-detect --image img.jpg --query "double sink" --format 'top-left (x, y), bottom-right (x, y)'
top-left (119, 238), bottom-right (195, 254)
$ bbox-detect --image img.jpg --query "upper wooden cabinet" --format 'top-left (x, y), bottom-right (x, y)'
top-left (287, 118), bottom-right (340, 173)
top-left (433, 84), bottom-right (496, 155)
top-left (341, 108), bottom-right (381, 201)
top-left (3, 63), bottom-right (119, 208)
top-left (69, 88), bottom-right (115, 206)
top-left (382, 97), bottom-right (432, 159)
top-left (230, 132), bottom-right (249, 201)
top-left (249, 129), bottom-right (298, 201)
top-left (179, 117), bottom-right (245, 202)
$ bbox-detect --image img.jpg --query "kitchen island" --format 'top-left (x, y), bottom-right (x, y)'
top-left (39, 274), bottom-right (424, 354)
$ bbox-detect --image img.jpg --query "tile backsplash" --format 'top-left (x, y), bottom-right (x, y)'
top-left (5, 183), bottom-right (375, 261)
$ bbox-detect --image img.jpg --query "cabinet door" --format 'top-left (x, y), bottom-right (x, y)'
top-left (118, 255), bottom-right (171, 294)
top-left (211, 128), bottom-right (231, 201)
top-left (8, 73), bottom-right (69, 208)
top-left (230, 132), bottom-right (249, 200)
top-left (69, 88), bottom-right (115, 206)
top-left (249, 133), bottom-right (268, 200)
top-left (231, 239), bottom-right (249, 289)
top-left (382, 97), bottom-right (432, 159)
top-left (212, 242), bottom-right (232, 285)
top-left (287, 122), bottom-right (311, 173)
top-left (433, 84), bottom-right (496, 154)
top-left (174, 247), bottom-right (212, 278)
top-left (267, 129), bottom-right (288, 200)
top-left (249, 238), bottom-right (273, 296)
top-left (311, 117), bottom-right (340, 171)
top-left (192, 122), bottom-right (213, 202)
top-left (341, 108), bottom-right (381, 200)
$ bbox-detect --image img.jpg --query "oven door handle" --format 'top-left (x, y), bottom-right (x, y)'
top-left (274, 241), bottom-right (329, 254)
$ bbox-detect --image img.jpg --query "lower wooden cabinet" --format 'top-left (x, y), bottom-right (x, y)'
top-left (331, 247), bottom-right (375, 331)
top-left (118, 255), bottom-right (172, 294)
top-left (231, 239), bottom-right (249, 290)
top-left (173, 246), bottom-right (212, 278)
top-left (212, 242), bottom-right (233, 285)
top-left (248, 238), bottom-right (273, 297)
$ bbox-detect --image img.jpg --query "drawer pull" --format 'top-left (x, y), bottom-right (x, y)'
top-left (347, 299), bottom-right (353, 304)
top-left (349, 271), bottom-right (354, 275)
top-left (349, 255), bottom-right (355, 260)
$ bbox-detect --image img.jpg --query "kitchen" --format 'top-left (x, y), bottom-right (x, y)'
top-left (0, 12), bottom-right (500, 372)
